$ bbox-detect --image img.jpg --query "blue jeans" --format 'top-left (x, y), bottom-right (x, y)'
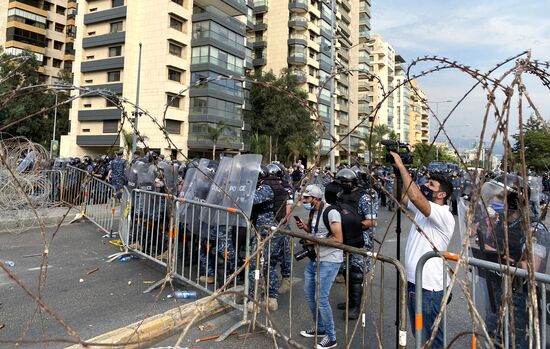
top-left (304, 261), bottom-right (340, 341)
top-left (408, 282), bottom-right (444, 349)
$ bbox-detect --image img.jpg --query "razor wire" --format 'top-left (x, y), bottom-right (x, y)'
top-left (1, 50), bottom-right (550, 348)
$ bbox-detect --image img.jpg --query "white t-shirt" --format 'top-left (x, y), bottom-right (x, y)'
top-left (405, 200), bottom-right (455, 291)
top-left (310, 205), bottom-right (343, 263)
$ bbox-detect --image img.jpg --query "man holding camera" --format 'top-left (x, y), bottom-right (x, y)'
top-left (296, 184), bottom-right (343, 349)
top-left (390, 152), bottom-right (454, 349)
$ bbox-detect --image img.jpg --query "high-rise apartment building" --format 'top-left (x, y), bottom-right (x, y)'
top-left (61, 0), bottom-right (252, 159)
top-left (249, 0), bottom-right (371, 164)
top-left (367, 33), bottom-right (429, 145)
top-left (408, 79), bottom-right (429, 145)
top-left (0, 0), bottom-right (76, 83)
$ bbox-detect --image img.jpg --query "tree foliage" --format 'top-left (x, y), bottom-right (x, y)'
top-left (512, 114), bottom-right (550, 171)
top-left (361, 124), bottom-right (396, 164)
top-left (246, 69), bottom-right (317, 164)
top-left (0, 50), bottom-right (70, 148)
top-left (412, 143), bottom-right (456, 167)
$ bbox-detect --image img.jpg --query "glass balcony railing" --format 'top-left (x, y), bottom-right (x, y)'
top-left (191, 56), bottom-right (244, 75)
top-left (193, 30), bottom-right (245, 52)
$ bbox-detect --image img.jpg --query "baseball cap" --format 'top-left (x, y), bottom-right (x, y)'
top-left (303, 184), bottom-right (323, 199)
top-left (116, 149), bottom-right (124, 156)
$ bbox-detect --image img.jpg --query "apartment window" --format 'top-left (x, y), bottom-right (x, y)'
top-left (42, 56), bottom-right (49, 66)
top-left (43, 1), bottom-right (52, 11)
top-left (82, 128), bottom-right (91, 133)
top-left (103, 120), bottom-right (119, 133)
top-left (110, 21), bottom-right (123, 33)
top-left (169, 16), bottom-right (183, 31)
top-left (165, 120), bottom-right (182, 134)
top-left (56, 5), bottom-right (66, 15)
top-left (169, 42), bottom-right (183, 57)
top-left (107, 71), bottom-right (121, 82)
top-left (85, 79), bottom-right (93, 83)
top-left (55, 23), bottom-right (64, 33)
top-left (52, 58), bottom-right (62, 68)
top-left (166, 94), bottom-right (181, 108)
top-left (45, 20), bottom-right (52, 29)
top-left (172, 0), bottom-right (183, 5)
top-left (168, 68), bottom-right (182, 82)
top-left (109, 46), bottom-right (122, 57)
top-left (86, 55), bottom-right (95, 60)
top-left (112, 0), bottom-right (124, 7)
top-left (84, 103), bottom-right (92, 108)
top-left (53, 40), bottom-right (63, 50)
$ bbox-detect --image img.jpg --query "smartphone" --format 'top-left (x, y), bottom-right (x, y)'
top-left (293, 216), bottom-right (301, 223)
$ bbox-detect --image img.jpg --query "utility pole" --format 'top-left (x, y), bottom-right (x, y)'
top-left (132, 43), bottom-right (143, 153)
top-left (328, 0), bottom-right (336, 172)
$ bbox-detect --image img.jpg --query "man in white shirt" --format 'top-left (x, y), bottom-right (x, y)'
top-left (390, 152), bottom-right (455, 349)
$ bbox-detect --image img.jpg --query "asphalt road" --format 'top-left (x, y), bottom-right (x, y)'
top-left (2, 206), bottom-right (549, 349)
top-left (0, 222), bottom-right (204, 348)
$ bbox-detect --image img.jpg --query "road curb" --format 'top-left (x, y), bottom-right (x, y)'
top-left (65, 295), bottom-right (232, 349)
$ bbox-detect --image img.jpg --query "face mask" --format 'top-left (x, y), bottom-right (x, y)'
top-left (490, 198), bottom-right (505, 213)
top-left (420, 184), bottom-right (434, 201)
top-left (303, 202), bottom-right (314, 211)
top-left (342, 183), bottom-right (353, 194)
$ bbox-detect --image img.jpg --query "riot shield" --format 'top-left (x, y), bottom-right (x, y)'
top-left (137, 163), bottom-right (155, 191)
top-left (212, 154), bottom-right (261, 227)
top-left (17, 151), bottom-right (35, 173)
top-left (157, 161), bottom-right (176, 194)
top-left (125, 162), bottom-right (139, 192)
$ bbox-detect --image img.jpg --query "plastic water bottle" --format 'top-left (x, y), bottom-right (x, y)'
top-left (118, 256), bottom-right (131, 262)
top-left (167, 290), bottom-right (197, 299)
top-left (4, 261), bottom-right (15, 267)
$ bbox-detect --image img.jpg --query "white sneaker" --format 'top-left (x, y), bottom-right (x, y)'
top-left (317, 336), bottom-right (337, 349)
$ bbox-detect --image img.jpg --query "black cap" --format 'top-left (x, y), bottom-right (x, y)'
top-left (117, 149), bottom-right (124, 156)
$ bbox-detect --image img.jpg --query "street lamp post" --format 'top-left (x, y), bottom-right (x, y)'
top-left (51, 91), bottom-right (58, 158)
top-left (132, 43), bottom-right (143, 154)
top-left (427, 100), bottom-right (453, 161)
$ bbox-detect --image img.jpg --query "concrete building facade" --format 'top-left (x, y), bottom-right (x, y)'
top-left (249, 0), bottom-right (371, 164)
top-left (0, 0), bottom-right (76, 84)
top-left (408, 79), bottom-right (429, 145)
top-left (61, 0), bottom-right (251, 158)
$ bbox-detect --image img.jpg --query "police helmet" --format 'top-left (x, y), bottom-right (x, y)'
top-left (83, 155), bottom-right (92, 164)
top-left (266, 163), bottom-right (283, 177)
top-left (72, 157), bottom-right (81, 165)
top-left (336, 168), bottom-right (358, 186)
top-left (259, 165), bottom-right (269, 180)
top-left (481, 173), bottom-right (530, 211)
top-left (206, 160), bottom-right (218, 176)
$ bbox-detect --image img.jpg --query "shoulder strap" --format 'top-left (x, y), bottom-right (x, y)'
top-left (308, 202), bottom-right (325, 235)
top-left (323, 205), bottom-right (335, 236)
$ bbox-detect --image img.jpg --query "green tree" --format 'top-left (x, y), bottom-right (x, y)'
top-left (512, 114), bottom-right (550, 171)
top-left (208, 121), bottom-right (229, 160)
top-left (362, 124), bottom-right (396, 164)
top-left (0, 50), bottom-right (70, 148)
top-left (246, 69), bottom-right (317, 164)
top-left (412, 143), bottom-right (457, 167)
top-left (250, 132), bottom-right (269, 160)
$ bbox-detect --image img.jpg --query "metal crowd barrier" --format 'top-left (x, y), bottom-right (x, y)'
top-left (62, 165), bottom-right (88, 207)
top-left (37, 170), bottom-right (64, 205)
top-left (256, 228), bottom-right (408, 349)
top-left (83, 175), bottom-right (117, 236)
top-left (415, 251), bottom-right (550, 349)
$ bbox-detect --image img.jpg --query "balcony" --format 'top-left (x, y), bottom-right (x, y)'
top-left (253, 57), bottom-right (266, 66)
top-left (289, 0), bottom-right (308, 13)
top-left (288, 33), bottom-right (307, 46)
top-left (288, 52), bottom-right (306, 65)
top-left (253, 0), bottom-right (268, 13)
top-left (195, 0), bottom-right (247, 16)
top-left (288, 16), bottom-right (308, 29)
top-left (84, 6), bottom-right (127, 25)
top-left (253, 21), bottom-right (267, 31)
top-left (291, 70), bottom-right (307, 83)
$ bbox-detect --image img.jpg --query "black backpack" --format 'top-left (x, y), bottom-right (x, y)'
top-left (262, 177), bottom-right (289, 222)
top-left (323, 202), bottom-right (365, 248)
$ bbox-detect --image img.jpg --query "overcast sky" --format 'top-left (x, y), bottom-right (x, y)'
top-left (371, 0), bottom-right (550, 150)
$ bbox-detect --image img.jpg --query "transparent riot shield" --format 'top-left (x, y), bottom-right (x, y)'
top-left (16, 151), bottom-right (35, 173)
top-left (214, 154), bottom-right (261, 227)
top-left (157, 161), bottom-right (176, 194)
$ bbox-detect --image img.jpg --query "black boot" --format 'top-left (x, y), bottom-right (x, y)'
top-left (345, 281), bottom-right (363, 320)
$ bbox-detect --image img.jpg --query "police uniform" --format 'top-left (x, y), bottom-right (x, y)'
top-left (108, 156), bottom-right (127, 192)
top-left (248, 183), bottom-right (282, 300)
top-left (351, 188), bottom-right (379, 273)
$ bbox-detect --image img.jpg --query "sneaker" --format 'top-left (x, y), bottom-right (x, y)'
top-left (267, 297), bottom-right (278, 311)
top-left (279, 278), bottom-right (291, 294)
top-left (317, 336), bottom-right (337, 349)
top-left (334, 274), bottom-right (345, 284)
top-left (199, 275), bottom-right (215, 283)
top-left (300, 328), bottom-right (326, 338)
top-left (247, 301), bottom-right (260, 313)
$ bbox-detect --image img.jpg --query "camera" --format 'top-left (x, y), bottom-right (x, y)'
top-left (381, 139), bottom-right (414, 166)
top-left (294, 239), bottom-right (317, 261)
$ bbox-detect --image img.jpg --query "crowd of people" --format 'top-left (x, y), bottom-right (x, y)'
top-left (30, 148), bottom-right (550, 349)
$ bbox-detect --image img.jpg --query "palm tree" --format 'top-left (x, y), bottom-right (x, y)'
top-left (122, 130), bottom-right (134, 157)
top-left (250, 132), bottom-right (270, 160)
top-left (208, 122), bottom-right (229, 160)
top-left (363, 124), bottom-right (393, 163)
top-left (286, 136), bottom-right (305, 165)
